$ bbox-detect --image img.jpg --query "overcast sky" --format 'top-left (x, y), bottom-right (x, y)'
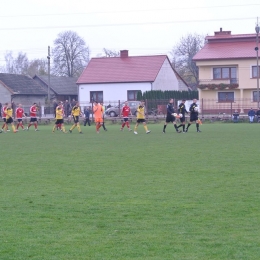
top-left (0, 0), bottom-right (260, 65)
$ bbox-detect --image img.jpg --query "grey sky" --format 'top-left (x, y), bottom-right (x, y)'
top-left (0, 0), bottom-right (259, 65)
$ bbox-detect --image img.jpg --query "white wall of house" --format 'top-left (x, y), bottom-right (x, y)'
top-left (78, 82), bottom-right (151, 106)
top-left (152, 59), bottom-right (180, 91)
top-left (0, 83), bottom-right (12, 103)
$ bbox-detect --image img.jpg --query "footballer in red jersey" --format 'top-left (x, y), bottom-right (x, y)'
top-left (16, 104), bottom-right (26, 130)
top-left (26, 103), bottom-right (39, 131)
top-left (120, 101), bottom-right (132, 131)
top-left (1, 102), bottom-right (9, 131)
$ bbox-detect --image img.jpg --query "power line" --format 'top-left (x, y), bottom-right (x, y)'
top-left (0, 3), bottom-right (259, 18)
top-left (0, 17), bottom-right (258, 31)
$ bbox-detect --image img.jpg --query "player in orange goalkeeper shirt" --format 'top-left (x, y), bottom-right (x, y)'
top-left (93, 101), bottom-right (103, 133)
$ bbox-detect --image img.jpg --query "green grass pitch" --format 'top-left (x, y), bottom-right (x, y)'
top-left (1, 122), bottom-right (260, 259)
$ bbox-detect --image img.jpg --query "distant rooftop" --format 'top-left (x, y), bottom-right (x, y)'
top-left (0, 73), bottom-right (46, 95)
top-left (193, 28), bottom-right (258, 61)
top-left (77, 50), bottom-right (187, 87)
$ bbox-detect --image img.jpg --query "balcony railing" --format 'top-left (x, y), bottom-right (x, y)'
top-left (198, 79), bottom-right (239, 90)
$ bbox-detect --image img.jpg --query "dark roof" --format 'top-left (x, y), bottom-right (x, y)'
top-left (34, 75), bottom-right (78, 95)
top-left (0, 73), bottom-right (47, 95)
top-left (77, 55), bottom-right (183, 84)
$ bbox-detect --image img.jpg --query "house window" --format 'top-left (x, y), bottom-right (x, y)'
top-left (90, 91), bottom-right (103, 103)
top-left (213, 67), bottom-right (237, 80)
top-left (253, 91), bottom-right (260, 102)
top-left (218, 92), bottom-right (234, 102)
top-left (252, 66), bottom-right (260, 78)
top-left (127, 90), bottom-right (140, 101)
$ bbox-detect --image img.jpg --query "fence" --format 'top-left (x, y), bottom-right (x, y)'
top-left (1, 98), bottom-right (259, 120)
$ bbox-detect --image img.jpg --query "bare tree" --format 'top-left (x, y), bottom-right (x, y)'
top-left (171, 34), bottom-right (205, 89)
top-left (1, 51), bottom-right (29, 75)
top-left (52, 31), bottom-right (90, 77)
top-left (27, 59), bottom-right (48, 77)
top-left (103, 48), bottom-right (120, 57)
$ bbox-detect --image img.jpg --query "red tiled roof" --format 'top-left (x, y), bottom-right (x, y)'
top-left (206, 33), bottom-right (256, 41)
top-left (193, 40), bottom-right (257, 61)
top-left (77, 55), bottom-right (168, 84)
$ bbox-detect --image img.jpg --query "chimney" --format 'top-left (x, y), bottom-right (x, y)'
top-left (214, 28), bottom-right (231, 36)
top-left (120, 50), bottom-right (129, 58)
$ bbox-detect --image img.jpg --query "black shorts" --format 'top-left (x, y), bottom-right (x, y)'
top-left (190, 115), bottom-right (198, 122)
top-left (137, 118), bottom-right (146, 123)
top-left (55, 119), bottom-right (64, 124)
top-left (123, 118), bottom-right (129, 122)
top-left (166, 115), bottom-right (175, 123)
top-left (3, 118), bottom-right (6, 122)
top-left (180, 116), bottom-right (185, 123)
top-left (6, 117), bottom-right (13, 124)
top-left (30, 117), bottom-right (37, 122)
top-left (17, 118), bottom-right (23, 122)
top-left (73, 116), bottom-right (79, 123)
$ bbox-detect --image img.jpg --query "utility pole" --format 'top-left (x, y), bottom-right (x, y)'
top-left (47, 46), bottom-right (51, 104)
top-left (255, 18), bottom-right (260, 108)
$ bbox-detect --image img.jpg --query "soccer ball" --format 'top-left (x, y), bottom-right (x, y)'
top-left (173, 113), bottom-right (177, 117)
top-left (194, 107), bottom-right (199, 112)
top-left (179, 114), bottom-right (183, 118)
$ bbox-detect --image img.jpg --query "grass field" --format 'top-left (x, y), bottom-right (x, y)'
top-left (1, 122), bottom-right (260, 260)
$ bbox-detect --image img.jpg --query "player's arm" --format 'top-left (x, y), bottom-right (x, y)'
top-left (79, 108), bottom-right (83, 117)
top-left (93, 106), bottom-right (98, 113)
top-left (71, 107), bottom-right (74, 116)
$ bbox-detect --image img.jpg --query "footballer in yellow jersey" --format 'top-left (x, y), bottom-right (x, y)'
top-left (69, 101), bottom-right (83, 134)
top-left (52, 102), bottom-right (67, 133)
top-left (3, 103), bottom-right (17, 133)
top-left (134, 100), bottom-right (151, 135)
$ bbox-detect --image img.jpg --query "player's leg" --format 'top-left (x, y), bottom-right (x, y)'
top-left (121, 121), bottom-right (126, 130)
top-left (95, 122), bottom-right (100, 133)
top-left (126, 120), bottom-right (131, 131)
top-left (52, 122), bottom-right (57, 132)
top-left (163, 121), bottom-right (167, 133)
top-left (102, 121), bottom-right (107, 131)
top-left (11, 122), bottom-right (17, 133)
top-left (19, 120), bottom-right (24, 130)
top-left (182, 122), bottom-right (185, 132)
top-left (69, 116), bottom-right (77, 132)
top-left (134, 122), bottom-right (139, 134)
top-left (76, 122), bottom-right (82, 133)
top-left (196, 120), bottom-right (201, 132)
top-left (143, 121), bottom-right (150, 133)
top-left (34, 121), bottom-right (38, 130)
top-left (61, 123), bottom-right (67, 133)
top-left (173, 122), bottom-right (181, 133)
top-left (69, 123), bottom-right (76, 133)
top-left (185, 119), bottom-right (192, 132)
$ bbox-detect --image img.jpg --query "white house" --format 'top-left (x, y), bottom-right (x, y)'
top-left (77, 50), bottom-right (189, 106)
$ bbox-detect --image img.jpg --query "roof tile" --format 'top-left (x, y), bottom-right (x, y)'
top-left (77, 55), bottom-right (167, 84)
top-left (0, 73), bottom-right (47, 95)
